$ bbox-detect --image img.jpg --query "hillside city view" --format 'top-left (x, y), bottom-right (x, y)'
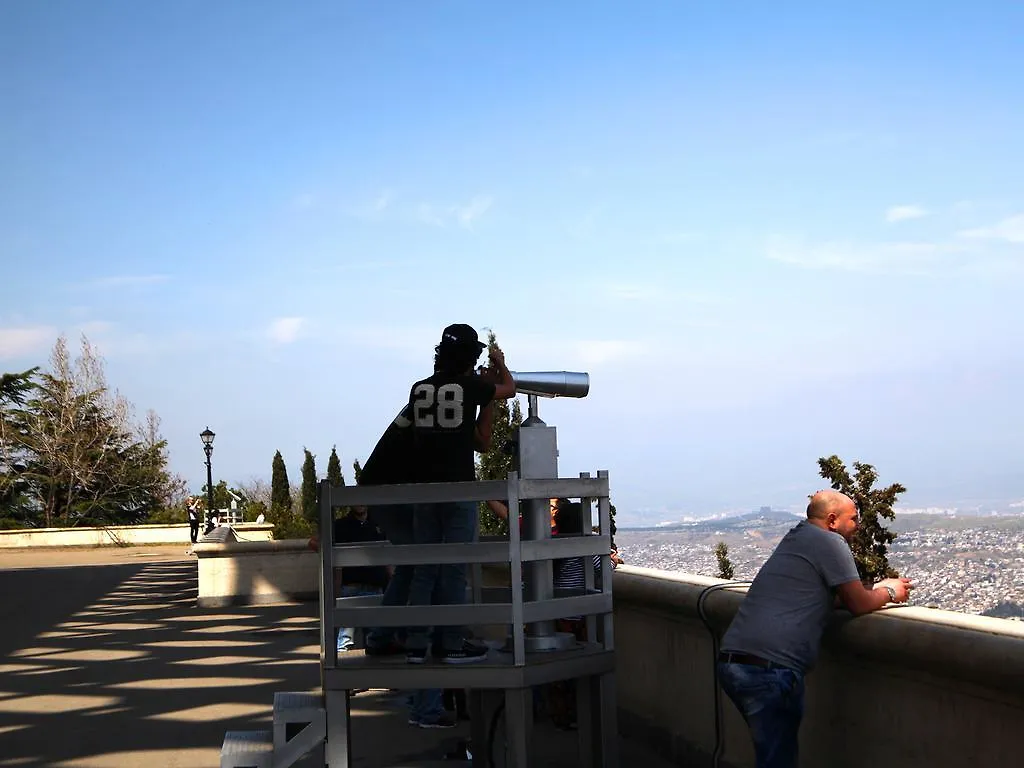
top-left (616, 509), bottom-right (1024, 619)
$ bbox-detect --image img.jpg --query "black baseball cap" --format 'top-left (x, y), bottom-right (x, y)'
top-left (440, 323), bottom-right (487, 351)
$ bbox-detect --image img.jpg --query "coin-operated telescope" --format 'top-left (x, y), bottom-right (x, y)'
top-left (508, 371), bottom-right (590, 652)
top-left (510, 371), bottom-right (590, 399)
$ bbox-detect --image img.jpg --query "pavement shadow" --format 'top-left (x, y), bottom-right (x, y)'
top-left (0, 560), bottom-right (322, 767)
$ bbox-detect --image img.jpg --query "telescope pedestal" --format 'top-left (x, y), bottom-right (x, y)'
top-left (517, 400), bottom-right (576, 652)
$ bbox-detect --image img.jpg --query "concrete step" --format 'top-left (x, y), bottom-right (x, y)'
top-left (274, 691), bottom-right (324, 723)
top-left (273, 691), bottom-right (326, 768)
top-left (220, 730), bottom-right (273, 768)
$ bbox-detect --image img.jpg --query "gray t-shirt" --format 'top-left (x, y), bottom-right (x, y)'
top-left (720, 520), bottom-right (860, 673)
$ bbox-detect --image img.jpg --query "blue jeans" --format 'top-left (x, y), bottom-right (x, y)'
top-left (365, 504), bottom-right (443, 720)
top-left (365, 504), bottom-right (416, 650)
top-left (407, 689), bottom-right (445, 723)
top-left (717, 662), bottom-right (805, 768)
top-left (336, 585), bottom-right (383, 652)
top-left (404, 501), bottom-right (475, 652)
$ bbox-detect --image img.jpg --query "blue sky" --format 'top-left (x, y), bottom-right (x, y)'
top-left (2, 1), bottom-right (1023, 524)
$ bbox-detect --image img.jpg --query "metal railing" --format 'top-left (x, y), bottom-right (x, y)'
top-left (315, 470), bottom-right (619, 767)
top-left (318, 471), bottom-right (614, 672)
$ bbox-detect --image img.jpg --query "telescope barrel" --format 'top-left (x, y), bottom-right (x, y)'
top-left (510, 371), bottom-right (590, 398)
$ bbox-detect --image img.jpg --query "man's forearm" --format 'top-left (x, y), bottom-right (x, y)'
top-left (475, 400), bottom-right (495, 451)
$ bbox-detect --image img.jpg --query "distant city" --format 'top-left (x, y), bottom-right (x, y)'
top-left (616, 507), bottom-right (1024, 619)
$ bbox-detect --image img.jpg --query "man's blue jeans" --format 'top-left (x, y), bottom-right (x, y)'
top-left (336, 585), bottom-right (383, 652)
top-left (365, 504), bottom-right (416, 650)
top-left (364, 504), bottom-right (443, 722)
top-left (717, 661), bottom-right (805, 768)
top-left (404, 501), bottom-right (475, 653)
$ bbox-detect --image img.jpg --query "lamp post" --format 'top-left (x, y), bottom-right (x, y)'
top-left (200, 427), bottom-right (215, 535)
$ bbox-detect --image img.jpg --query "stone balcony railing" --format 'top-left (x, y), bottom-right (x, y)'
top-left (613, 565), bottom-right (1024, 768)
top-left (0, 522), bottom-right (274, 549)
top-left (191, 540), bottom-right (1024, 766)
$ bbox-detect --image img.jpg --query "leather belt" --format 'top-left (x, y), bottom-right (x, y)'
top-left (718, 651), bottom-right (786, 669)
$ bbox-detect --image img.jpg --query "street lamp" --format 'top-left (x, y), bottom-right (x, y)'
top-left (200, 427), bottom-right (215, 535)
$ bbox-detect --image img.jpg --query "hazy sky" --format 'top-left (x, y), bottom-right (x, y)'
top-left (2, 2), bottom-right (1022, 524)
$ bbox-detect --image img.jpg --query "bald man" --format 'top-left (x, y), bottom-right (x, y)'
top-left (717, 491), bottom-right (914, 768)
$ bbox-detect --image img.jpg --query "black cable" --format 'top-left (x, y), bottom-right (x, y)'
top-left (697, 581), bottom-right (752, 768)
top-left (486, 700), bottom-right (506, 768)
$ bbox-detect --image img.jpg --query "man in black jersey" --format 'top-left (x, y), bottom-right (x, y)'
top-left (404, 324), bottom-right (516, 665)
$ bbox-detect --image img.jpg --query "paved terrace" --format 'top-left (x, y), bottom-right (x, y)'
top-left (0, 546), bottom-right (673, 768)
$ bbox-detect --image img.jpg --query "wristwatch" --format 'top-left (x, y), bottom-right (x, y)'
top-left (883, 585), bottom-right (897, 603)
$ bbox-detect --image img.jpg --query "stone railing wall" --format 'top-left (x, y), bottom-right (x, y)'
top-left (0, 522), bottom-right (274, 549)
top-left (194, 538), bottom-right (318, 607)
top-left (613, 565), bottom-right (1024, 768)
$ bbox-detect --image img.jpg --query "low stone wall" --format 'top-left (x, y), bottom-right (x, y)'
top-left (612, 565), bottom-right (1024, 768)
top-left (0, 522), bottom-right (274, 549)
top-left (194, 538), bottom-right (319, 607)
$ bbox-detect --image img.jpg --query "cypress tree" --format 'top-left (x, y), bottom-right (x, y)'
top-left (301, 448), bottom-right (317, 524)
top-left (327, 446), bottom-right (344, 486)
top-left (270, 450), bottom-right (291, 514)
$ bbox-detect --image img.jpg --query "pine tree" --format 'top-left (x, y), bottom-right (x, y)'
top-left (301, 448), bottom-right (317, 524)
top-left (0, 367), bottom-right (40, 525)
top-left (817, 455), bottom-right (904, 581)
top-left (270, 450), bottom-right (291, 513)
top-left (352, 459), bottom-right (363, 484)
top-left (715, 541), bottom-right (735, 579)
top-left (11, 336), bottom-right (172, 527)
top-left (327, 446), bottom-right (344, 486)
top-left (476, 332), bottom-right (522, 536)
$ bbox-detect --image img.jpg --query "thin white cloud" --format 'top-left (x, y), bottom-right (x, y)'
top-left (958, 213), bottom-right (1024, 243)
top-left (0, 325), bottom-right (57, 360)
top-left (370, 190), bottom-right (393, 214)
top-left (766, 237), bottom-right (964, 274)
top-left (347, 189), bottom-right (394, 220)
top-left (416, 203), bottom-right (447, 228)
top-left (416, 195), bottom-right (494, 230)
top-left (453, 195), bottom-right (493, 230)
top-left (267, 317), bottom-right (305, 344)
top-left (885, 205), bottom-right (929, 223)
top-left (83, 274), bottom-right (169, 289)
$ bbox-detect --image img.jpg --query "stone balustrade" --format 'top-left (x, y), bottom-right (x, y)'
top-left (613, 565), bottom-right (1024, 768)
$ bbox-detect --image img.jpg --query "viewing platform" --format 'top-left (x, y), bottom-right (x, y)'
top-left (0, 541), bottom-right (1021, 766)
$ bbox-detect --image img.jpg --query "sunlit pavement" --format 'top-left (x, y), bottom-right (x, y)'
top-left (0, 547), bottom-right (674, 767)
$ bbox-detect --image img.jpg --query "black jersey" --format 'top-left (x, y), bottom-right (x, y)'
top-left (358, 405), bottom-right (414, 487)
top-left (407, 371), bottom-right (496, 483)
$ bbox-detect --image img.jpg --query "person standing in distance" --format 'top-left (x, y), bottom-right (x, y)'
top-left (717, 490), bottom-right (915, 768)
top-left (403, 324), bottom-right (516, 665)
top-left (186, 497), bottom-right (200, 549)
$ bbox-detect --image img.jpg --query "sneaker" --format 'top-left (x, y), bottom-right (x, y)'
top-left (412, 713), bottom-right (457, 729)
top-left (441, 641), bottom-right (489, 665)
top-left (406, 647), bottom-right (429, 664)
top-left (364, 641), bottom-right (405, 657)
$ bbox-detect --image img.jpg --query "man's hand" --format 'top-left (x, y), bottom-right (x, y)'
top-left (489, 348), bottom-right (506, 370)
top-left (875, 577), bottom-right (914, 603)
top-left (477, 365), bottom-right (498, 382)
